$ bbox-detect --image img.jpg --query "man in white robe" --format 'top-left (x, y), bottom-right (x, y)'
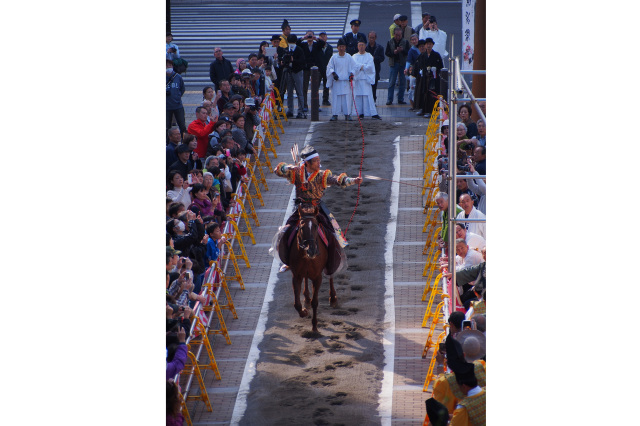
top-left (327, 38), bottom-right (356, 121)
top-left (352, 41), bottom-right (381, 120)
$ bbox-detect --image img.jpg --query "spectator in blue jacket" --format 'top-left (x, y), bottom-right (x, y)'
top-left (205, 222), bottom-right (227, 266)
top-left (167, 59), bottom-right (186, 136)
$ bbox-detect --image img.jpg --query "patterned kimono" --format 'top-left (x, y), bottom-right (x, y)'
top-left (272, 161), bottom-right (358, 274)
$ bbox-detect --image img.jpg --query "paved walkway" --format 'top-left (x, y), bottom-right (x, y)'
top-left (181, 89), bottom-right (442, 425)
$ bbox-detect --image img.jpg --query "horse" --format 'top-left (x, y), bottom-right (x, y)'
top-left (288, 203), bottom-right (337, 333)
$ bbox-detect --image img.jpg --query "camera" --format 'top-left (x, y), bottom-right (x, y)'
top-left (281, 52), bottom-right (293, 67)
top-left (245, 97), bottom-right (257, 111)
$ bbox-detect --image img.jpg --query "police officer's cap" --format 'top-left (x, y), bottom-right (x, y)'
top-left (350, 19), bottom-right (361, 26)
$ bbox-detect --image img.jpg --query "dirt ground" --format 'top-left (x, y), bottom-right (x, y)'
top-left (240, 119), bottom-right (419, 426)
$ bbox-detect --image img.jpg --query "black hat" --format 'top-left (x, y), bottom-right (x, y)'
top-left (398, 15), bottom-right (408, 21)
top-left (424, 37), bottom-right (435, 45)
top-left (223, 102), bottom-right (236, 110)
top-left (425, 398), bottom-right (449, 426)
top-left (350, 19), bottom-right (361, 26)
top-left (281, 19), bottom-right (290, 30)
top-left (417, 39), bottom-right (427, 46)
top-left (337, 38), bottom-right (347, 47)
top-left (270, 34), bottom-right (281, 41)
top-left (176, 143), bottom-right (192, 153)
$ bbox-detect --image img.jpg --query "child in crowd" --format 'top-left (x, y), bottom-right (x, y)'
top-left (230, 148), bottom-right (249, 193)
top-left (205, 223), bottom-right (227, 266)
top-left (407, 65), bottom-right (416, 111)
top-left (264, 67), bottom-right (274, 92)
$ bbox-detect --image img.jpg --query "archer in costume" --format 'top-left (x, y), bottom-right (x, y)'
top-left (271, 145), bottom-right (362, 273)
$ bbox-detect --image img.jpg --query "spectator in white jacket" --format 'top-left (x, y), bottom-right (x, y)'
top-left (456, 193), bottom-right (486, 239)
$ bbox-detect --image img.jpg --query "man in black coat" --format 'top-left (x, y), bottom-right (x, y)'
top-left (278, 34), bottom-right (306, 118)
top-left (209, 47), bottom-right (234, 88)
top-left (300, 30), bottom-right (326, 112)
top-left (318, 31), bottom-right (333, 106)
top-left (168, 143), bottom-right (196, 180)
top-left (343, 19), bottom-right (366, 56)
top-left (365, 31), bottom-right (385, 102)
top-left (412, 38), bottom-right (443, 117)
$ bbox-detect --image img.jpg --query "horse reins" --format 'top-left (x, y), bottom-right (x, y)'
top-left (343, 78), bottom-right (366, 238)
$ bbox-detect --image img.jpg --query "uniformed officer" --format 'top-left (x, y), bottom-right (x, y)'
top-left (343, 19), bottom-right (366, 55)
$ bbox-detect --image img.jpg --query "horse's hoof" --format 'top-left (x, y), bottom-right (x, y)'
top-left (330, 297), bottom-right (338, 307)
top-left (299, 308), bottom-right (309, 318)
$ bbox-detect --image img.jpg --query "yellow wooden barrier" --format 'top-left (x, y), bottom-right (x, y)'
top-left (422, 328), bottom-right (448, 392)
top-left (223, 222), bottom-right (250, 267)
top-left (421, 294), bottom-right (449, 358)
top-left (422, 273), bottom-right (443, 303)
top-left (272, 86), bottom-right (288, 123)
top-left (214, 265), bottom-right (239, 319)
top-left (219, 240), bottom-right (246, 290)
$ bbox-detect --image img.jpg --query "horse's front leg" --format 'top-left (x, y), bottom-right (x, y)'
top-left (329, 276), bottom-right (338, 307)
top-left (310, 275), bottom-right (322, 333)
top-left (292, 275), bottom-right (308, 318)
top-left (303, 277), bottom-right (311, 308)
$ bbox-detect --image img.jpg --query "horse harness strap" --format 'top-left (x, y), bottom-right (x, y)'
top-left (287, 223), bottom-right (329, 248)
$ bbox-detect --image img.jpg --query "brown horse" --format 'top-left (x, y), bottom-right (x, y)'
top-left (288, 203), bottom-right (337, 333)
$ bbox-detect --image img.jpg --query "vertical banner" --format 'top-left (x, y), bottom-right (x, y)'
top-left (462, 0), bottom-right (476, 70)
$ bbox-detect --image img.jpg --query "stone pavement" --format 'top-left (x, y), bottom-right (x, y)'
top-left (179, 88), bottom-right (443, 425)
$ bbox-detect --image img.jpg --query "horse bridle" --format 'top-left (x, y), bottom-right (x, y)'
top-left (296, 203), bottom-right (319, 259)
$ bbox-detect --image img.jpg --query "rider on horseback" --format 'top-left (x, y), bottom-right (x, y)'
top-left (272, 145), bottom-right (362, 273)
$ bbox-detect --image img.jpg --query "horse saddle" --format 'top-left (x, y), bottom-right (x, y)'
top-left (277, 222), bottom-right (342, 276)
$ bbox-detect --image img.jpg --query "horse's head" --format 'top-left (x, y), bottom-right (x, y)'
top-left (297, 203), bottom-right (320, 259)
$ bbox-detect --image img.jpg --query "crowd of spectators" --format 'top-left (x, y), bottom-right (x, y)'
top-left (166, 12), bottom-right (483, 425)
top-left (428, 97), bottom-right (486, 425)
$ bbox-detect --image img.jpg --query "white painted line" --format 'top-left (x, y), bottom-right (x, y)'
top-left (344, 2), bottom-right (361, 36)
top-left (378, 136), bottom-right (400, 426)
top-left (398, 207), bottom-right (424, 211)
top-left (393, 281), bottom-right (426, 286)
top-left (230, 122), bottom-right (318, 425)
top-left (395, 242), bottom-right (425, 246)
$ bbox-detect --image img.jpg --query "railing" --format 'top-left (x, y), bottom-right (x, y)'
top-left (173, 89), bottom-right (284, 425)
top-left (419, 33), bottom-right (486, 397)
